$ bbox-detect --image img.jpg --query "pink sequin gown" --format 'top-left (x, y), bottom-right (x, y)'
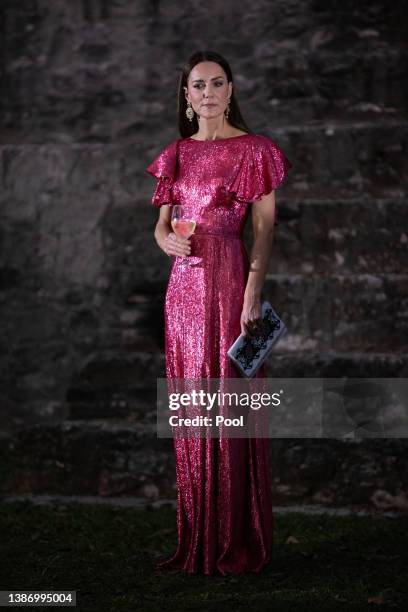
top-left (146, 132), bottom-right (292, 575)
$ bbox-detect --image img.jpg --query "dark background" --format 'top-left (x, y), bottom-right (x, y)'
top-left (0, 0), bottom-right (407, 509)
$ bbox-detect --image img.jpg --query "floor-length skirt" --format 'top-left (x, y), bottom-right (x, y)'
top-left (156, 233), bottom-right (273, 575)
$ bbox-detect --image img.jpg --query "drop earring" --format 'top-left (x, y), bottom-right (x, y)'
top-left (186, 101), bottom-right (194, 122)
top-left (224, 99), bottom-right (231, 118)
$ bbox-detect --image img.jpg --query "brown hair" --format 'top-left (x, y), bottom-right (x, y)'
top-left (177, 50), bottom-right (252, 138)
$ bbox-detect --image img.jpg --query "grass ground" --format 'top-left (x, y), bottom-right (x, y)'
top-left (0, 500), bottom-right (407, 611)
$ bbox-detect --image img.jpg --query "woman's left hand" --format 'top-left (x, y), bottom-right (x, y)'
top-left (240, 296), bottom-right (263, 337)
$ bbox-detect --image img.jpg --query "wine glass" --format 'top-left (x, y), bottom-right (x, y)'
top-left (171, 205), bottom-right (196, 266)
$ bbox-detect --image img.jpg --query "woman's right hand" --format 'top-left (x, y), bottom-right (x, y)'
top-left (162, 232), bottom-right (191, 258)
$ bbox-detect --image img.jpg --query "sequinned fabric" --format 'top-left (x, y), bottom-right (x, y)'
top-left (146, 133), bottom-right (292, 575)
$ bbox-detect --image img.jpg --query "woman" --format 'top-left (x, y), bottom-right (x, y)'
top-left (146, 50), bottom-right (292, 575)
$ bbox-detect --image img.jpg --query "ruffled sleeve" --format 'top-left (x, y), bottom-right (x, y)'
top-left (145, 139), bottom-right (179, 207)
top-left (229, 134), bottom-right (293, 225)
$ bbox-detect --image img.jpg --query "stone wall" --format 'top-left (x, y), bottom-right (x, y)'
top-left (1, 0), bottom-right (407, 506)
top-left (0, 0), bottom-right (407, 143)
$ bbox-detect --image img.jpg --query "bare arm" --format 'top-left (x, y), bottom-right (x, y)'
top-left (240, 190), bottom-right (276, 335)
top-left (154, 204), bottom-right (191, 258)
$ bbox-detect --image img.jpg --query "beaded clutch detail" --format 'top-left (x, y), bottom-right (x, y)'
top-left (227, 301), bottom-right (287, 378)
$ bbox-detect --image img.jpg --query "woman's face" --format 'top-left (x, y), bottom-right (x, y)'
top-left (184, 61), bottom-right (232, 120)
